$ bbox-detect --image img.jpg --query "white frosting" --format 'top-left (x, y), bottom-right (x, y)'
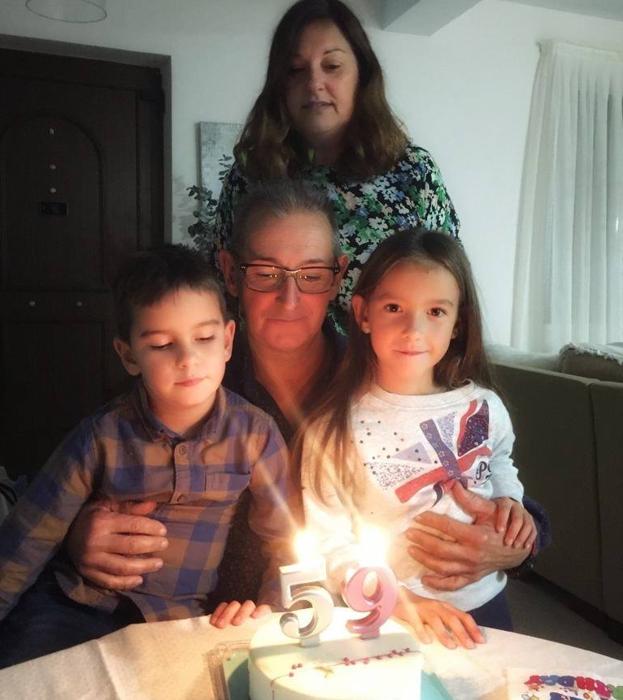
top-left (249, 607), bottom-right (421, 700)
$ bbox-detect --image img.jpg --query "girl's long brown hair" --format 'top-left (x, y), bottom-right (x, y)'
top-left (294, 229), bottom-right (494, 505)
top-left (235, 0), bottom-right (407, 180)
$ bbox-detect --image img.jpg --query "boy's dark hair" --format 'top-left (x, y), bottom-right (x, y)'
top-left (113, 245), bottom-right (227, 341)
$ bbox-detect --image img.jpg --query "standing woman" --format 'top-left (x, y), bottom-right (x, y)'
top-left (206, 0), bottom-right (459, 327)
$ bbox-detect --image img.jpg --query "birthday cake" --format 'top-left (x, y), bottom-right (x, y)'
top-left (248, 607), bottom-right (422, 700)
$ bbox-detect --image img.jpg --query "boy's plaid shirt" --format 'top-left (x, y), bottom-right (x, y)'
top-left (0, 384), bottom-right (295, 622)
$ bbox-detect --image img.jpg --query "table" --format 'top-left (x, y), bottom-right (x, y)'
top-left (0, 616), bottom-right (621, 700)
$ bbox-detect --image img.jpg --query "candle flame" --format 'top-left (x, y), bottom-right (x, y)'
top-left (359, 525), bottom-right (388, 567)
top-left (294, 530), bottom-right (319, 562)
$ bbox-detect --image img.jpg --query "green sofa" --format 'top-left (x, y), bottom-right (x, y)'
top-left (491, 346), bottom-right (623, 638)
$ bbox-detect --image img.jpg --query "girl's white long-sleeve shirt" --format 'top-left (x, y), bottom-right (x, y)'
top-left (301, 382), bottom-right (524, 612)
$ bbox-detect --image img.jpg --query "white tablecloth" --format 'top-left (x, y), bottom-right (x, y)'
top-left (0, 616), bottom-right (622, 700)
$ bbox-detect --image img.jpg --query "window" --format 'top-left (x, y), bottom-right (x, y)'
top-left (512, 41), bottom-right (623, 352)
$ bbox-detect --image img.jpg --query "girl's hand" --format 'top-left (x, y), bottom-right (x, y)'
top-left (492, 497), bottom-right (537, 549)
top-left (394, 589), bottom-right (484, 649)
top-left (209, 600), bottom-right (271, 628)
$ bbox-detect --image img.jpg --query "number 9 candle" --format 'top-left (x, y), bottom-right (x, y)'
top-left (342, 526), bottom-right (398, 640)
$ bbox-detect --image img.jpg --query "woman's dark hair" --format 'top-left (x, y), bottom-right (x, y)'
top-left (295, 229), bottom-right (494, 503)
top-left (113, 244), bottom-right (226, 341)
top-left (235, 0), bottom-right (407, 179)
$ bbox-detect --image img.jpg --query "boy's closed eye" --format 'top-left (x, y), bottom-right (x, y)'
top-left (150, 335), bottom-right (215, 350)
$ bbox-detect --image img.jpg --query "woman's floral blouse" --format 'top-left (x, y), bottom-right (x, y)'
top-left (203, 143), bottom-right (460, 331)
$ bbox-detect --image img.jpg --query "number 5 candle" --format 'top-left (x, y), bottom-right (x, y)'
top-left (279, 531), bottom-right (335, 647)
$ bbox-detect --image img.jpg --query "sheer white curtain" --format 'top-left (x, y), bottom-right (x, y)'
top-left (512, 41), bottom-right (623, 352)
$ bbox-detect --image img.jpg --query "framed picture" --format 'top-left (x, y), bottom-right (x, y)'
top-left (199, 121), bottom-right (242, 197)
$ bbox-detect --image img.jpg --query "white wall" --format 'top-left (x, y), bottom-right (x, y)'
top-left (375, 0), bottom-right (623, 343)
top-left (1, 0), bottom-right (622, 343)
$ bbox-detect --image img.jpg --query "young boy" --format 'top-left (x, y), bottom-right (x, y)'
top-left (0, 245), bottom-right (294, 666)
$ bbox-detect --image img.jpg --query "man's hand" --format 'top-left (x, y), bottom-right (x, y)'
top-left (405, 482), bottom-right (529, 591)
top-left (65, 500), bottom-right (169, 590)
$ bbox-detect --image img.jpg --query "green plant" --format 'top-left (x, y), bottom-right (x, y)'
top-left (187, 153), bottom-right (233, 251)
top-left (186, 185), bottom-right (218, 251)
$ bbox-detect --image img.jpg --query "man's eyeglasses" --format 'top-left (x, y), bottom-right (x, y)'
top-left (238, 263), bottom-right (341, 294)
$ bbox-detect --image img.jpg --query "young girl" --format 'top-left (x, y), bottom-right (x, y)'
top-left (297, 229), bottom-right (536, 649)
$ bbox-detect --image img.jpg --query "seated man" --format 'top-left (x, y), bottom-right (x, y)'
top-left (0, 245), bottom-right (294, 668)
top-left (66, 183), bottom-right (550, 629)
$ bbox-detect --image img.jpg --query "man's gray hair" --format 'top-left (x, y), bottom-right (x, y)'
top-left (229, 180), bottom-right (342, 258)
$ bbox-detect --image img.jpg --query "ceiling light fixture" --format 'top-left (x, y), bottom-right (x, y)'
top-left (25, 0), bottom-right (107, 23)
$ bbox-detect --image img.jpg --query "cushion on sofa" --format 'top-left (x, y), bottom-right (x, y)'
top-left (559, 343), bottom-right (623, 383)
top-left (487, 344), bottom-right (560, 371)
